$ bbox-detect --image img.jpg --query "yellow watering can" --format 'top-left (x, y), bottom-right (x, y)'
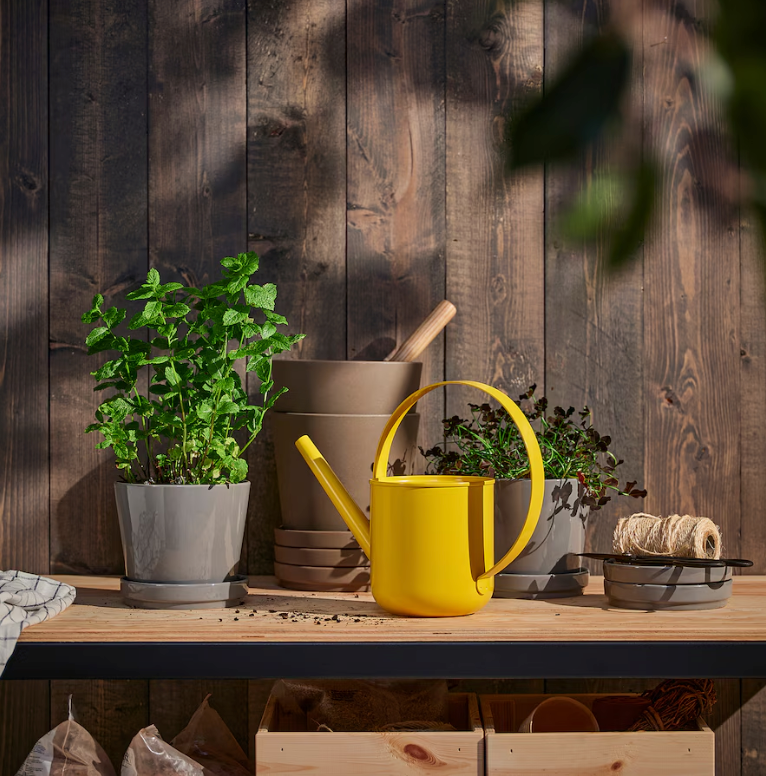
top-left (295, 380), bottom-right (544, 617)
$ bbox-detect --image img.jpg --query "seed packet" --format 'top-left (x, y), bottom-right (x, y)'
top-left (120, 725), bottom-right (203, 776)
top-left (171, 695), bottom-right (252, 776)
top-left (15, 696), bottom-right (116, 776)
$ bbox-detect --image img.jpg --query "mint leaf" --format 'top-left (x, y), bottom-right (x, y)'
top-left (165, 365), bottom-right (181, 386)
top-left (86, 327), bottom-right (109, 346)
top-left (244, 283), bottom-right (277, 310)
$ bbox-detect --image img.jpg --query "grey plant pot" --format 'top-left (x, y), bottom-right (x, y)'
top-left (115, 482), bottom-right (249, 584)
top-left (494, 478), bottom-right (589, 575)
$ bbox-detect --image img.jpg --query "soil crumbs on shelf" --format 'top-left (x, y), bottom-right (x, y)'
top-left (248, 609), bottom-right (386, 625)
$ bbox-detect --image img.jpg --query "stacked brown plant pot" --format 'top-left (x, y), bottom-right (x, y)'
top-left (271, 359), bottom-right (422, 592)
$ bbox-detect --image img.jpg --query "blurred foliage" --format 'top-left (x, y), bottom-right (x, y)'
top-left (509, 32), bottom-right (630, 169)
top-left (506, 0), bottom-right (766, 268)
top-left (716, 0), bottom-right (766, 242)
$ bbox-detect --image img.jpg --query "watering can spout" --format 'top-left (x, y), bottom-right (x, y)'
top-left (294, 435), bottom-right (372, 557)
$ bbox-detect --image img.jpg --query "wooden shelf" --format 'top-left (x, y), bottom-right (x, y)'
top-left (6, 575), bottom-right (766, 680)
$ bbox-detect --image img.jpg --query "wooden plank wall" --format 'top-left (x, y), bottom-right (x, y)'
top-left (0, 1), bottom-right (762, 773)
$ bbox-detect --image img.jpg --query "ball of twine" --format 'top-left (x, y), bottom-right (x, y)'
top-left (613, 513), bottom-right (721, 559)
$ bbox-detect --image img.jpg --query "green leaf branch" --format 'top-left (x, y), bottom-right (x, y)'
top-left (82, 253), bottom-right (304, 485)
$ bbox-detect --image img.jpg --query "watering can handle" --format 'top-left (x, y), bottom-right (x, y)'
top-left (372, 380), bottom-right (545, 582)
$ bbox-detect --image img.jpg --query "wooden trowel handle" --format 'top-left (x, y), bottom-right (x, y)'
top-left (385, 300), bottom-right (457, 363)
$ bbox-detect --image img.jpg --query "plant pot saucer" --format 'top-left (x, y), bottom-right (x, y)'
top-left (604, 578), bottom-right (732, 611)
top-left (275, 545), bottom-right (369, 567)
top-left (274, 562), bottom-right (370, 592)
top-left (274, 527), bottom-right (359, 549)
top-left (120, 575), bottom-right (248, 610)
top-left (493, 568), bottom-right (590, 600)
top-left (603, 559), bottom-right (732, 586)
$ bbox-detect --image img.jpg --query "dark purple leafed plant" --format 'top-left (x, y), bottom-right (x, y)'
top-left (421, 385), bottom-right (646, 511)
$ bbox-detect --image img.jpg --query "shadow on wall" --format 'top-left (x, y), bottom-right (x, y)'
top-left (54, 457), bottom-right (125, 576)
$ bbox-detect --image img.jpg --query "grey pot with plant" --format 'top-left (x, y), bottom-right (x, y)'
top-left (421, 385), bottom-right (646, 599)
top-left (83, 252), bottom-right (304, 608)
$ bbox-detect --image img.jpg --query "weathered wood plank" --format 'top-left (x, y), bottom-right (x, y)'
top-left (50, 680), bottom-right (148, 769)
top-left (740, 206), bottom-right (766, 570)
top-left (48, 0), bottom-right (150, 751)
top-left (703, 679), bottom-right (741, 776)
top-left (0, 2), bottom-right (50, 765)
top-left (643, 6), bottom-right (741, 775)
top-left (738, 191), bottom-right (766, 776)
top-left (347, 0), bottom-right (446, 449)
top-left (49, 0), bottom-right (148, 575)
top-left (0, 680), bottom-right (49, 774)
top-left (739, 169), bottom-right (766, 775)
top-left (47, 2), bottom-right (151, 763)
top-left (643, 3), bottom-right (740, 546)
top-left (445, 0), bottom-right (544, 418)
top-left (739, 152), bottom-right (766, 776)
top-left (149, 0), bottom-right (247, 285)
top-left (248, 679), bottom-right (274, 760)
top-left (148, 0), bottom-right (247, 742)
top-left (545, 679), bottom-right (658, 696)
top-left (453, 678), bottom-right (544, 696)
top-left (149, 680), bottom-right (249, 752)
top-left (0, 0), bottom-right (48, 574)
top-left (742, 679), bottom-right (766, 775)
top-left (544, 0), bottom-right (644, 569)
top-left (246, 0), bottom-right (347, 573)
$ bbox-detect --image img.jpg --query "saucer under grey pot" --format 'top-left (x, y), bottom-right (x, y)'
top-left (493, 478), bottom-right (590, 599)
top-left (115, 482), bottom-right (250, 609)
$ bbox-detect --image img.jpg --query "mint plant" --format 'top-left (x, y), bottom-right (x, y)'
top-left (82, 252), bottom-right (304, 485)
top-left (421, 385), bottom-right (646, 510)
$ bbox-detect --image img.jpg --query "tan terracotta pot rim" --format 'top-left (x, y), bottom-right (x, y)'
top-left (274, 358), bottom-right (422, 366)
top-left (273, 411), bottom-right (420, 419)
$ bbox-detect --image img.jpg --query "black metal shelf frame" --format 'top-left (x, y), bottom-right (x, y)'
top-left (5, 641), bottom-right (766, 680)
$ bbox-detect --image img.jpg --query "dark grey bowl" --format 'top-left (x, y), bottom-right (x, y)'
top-left (603, 560), bottom-right (732, 586)
top-left (605, 578), bottom-right (733, 610)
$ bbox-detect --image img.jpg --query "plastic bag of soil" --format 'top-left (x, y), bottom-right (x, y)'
top-left (120, 725), bottom-right (204, 776)
top-left (171, 695), bottom-right (252, 776)
top-left (272, 679), bottom-right (451, 732)
top-left (15, 697), bottom-right (116, 776)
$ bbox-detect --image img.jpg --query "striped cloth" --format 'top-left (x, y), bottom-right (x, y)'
top-left (0, 570), bottom-right (76, 676)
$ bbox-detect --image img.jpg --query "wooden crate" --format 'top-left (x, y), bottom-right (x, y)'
top-left (480, 694), bottom-right (715, 776)
top-left (256, 692), bottom-right (483, 775)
